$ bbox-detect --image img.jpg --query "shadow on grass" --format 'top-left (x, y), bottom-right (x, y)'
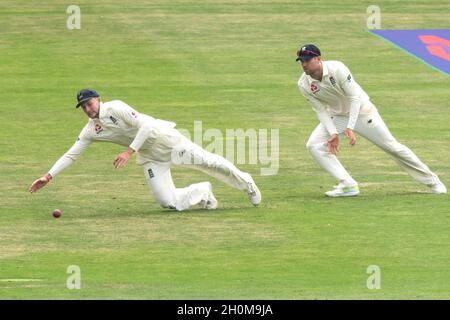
top-left (94, 206), bottom-right (256, 218)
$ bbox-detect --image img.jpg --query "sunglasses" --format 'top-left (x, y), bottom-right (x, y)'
top-left (297, 49), bottom-right (319, 57)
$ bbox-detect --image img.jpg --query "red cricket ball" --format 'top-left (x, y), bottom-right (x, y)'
top-left (52, 209), bottom-right (62, 218)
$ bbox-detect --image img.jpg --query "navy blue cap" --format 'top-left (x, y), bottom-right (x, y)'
top-left (75, 89), bottom-right (100, 108)
top-left (296, 44), bottom-right (321, 61)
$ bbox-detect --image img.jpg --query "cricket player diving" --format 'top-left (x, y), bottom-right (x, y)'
top-left (29, 89), bottom-right (261, 211)
top-left (296, 44), bottom-right (447, 197)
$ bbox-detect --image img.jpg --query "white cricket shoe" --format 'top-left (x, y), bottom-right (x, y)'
top-left (200, 182), bottom-right (218, 209)
top-left (430, 181), bottom-right (447, 194)
top-left (325, 183), bottom-right (360, 197)
top-left (242, 173), bottom-right (261, 206)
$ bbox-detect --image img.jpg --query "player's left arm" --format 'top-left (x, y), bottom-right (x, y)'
top-left (338, 63), bottom-right (360, 145)
top-left (113, 147), bottom-right (135, 169)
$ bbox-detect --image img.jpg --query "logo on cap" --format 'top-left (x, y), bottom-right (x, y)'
top-left (296, 44), bottom-right (321, 61)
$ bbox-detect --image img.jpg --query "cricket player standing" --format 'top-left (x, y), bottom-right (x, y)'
top-left (296, 44), bottom-right (446, 197)
top-left (29, 89), bottom-right (261, 210)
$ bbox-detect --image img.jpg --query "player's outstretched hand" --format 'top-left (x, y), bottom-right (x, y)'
top-left (113, 148), bottom-right (135, 169)
top-left (345, 128), bottom-right (356, 146)
top-left (327, 134), bottom-right (339, 155)
top-left (29, 174), bottom-right (51, 193)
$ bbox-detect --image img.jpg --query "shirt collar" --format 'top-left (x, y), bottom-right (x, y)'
top-left (98, 101), bottom-right (105, 119)
top-left (321, 61), bottom-right (329, 78)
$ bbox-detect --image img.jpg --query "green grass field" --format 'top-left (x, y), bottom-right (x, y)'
top-left (1, 0), bottom-right (449, 299)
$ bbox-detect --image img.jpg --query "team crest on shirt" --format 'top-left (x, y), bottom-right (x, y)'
top-left (95, 123), bottom-right (104, 134)
top-left (131, 111), bottom-right (137, 118)
top-left (310, 83), bottom-right (320, 94)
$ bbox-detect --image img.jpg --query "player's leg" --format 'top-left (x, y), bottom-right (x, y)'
top-left (306, 120), bottom-right (359, 196)
top-left (354, 111), bottom-right (446, 193)
top-left (142, 161), bottom-right (218, 211)
top-left (171, 137), bottom-right (261, 205)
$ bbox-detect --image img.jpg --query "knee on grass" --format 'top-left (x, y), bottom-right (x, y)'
top-left (154, 195), bottom-right (178, 211)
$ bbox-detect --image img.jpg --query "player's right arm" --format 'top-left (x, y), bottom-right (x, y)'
top-left (299, 84), bottom-right (340, 155)
top-left (29, 125), bottom-right (93, 193)
top-left (108, 100), bottom-right (162, 168)
top-left (299, 85), bottom-right (338, 136)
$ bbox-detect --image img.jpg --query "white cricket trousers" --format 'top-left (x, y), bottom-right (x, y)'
top-left (142, 136), bottom-right (250, 211)
top-left (306, 110), bottom-right (440, 187)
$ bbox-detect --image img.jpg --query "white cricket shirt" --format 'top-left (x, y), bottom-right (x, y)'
top-left (48, 100), bottom-right (182, 177)
top-left (298, 60), bottom-right (376, 135)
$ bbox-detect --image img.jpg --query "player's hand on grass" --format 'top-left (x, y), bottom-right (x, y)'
top-left (29, 174), bottom-right (52, 193)
top-left (327, 134), bottom-right (339, 155)
top-left (113, 147), bottom-right (135, 169)
top-left (345, 128), bottom-right (356, 146)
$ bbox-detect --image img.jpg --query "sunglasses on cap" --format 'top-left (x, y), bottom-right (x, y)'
top-left (297, 49), bottom-right (319, 57)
